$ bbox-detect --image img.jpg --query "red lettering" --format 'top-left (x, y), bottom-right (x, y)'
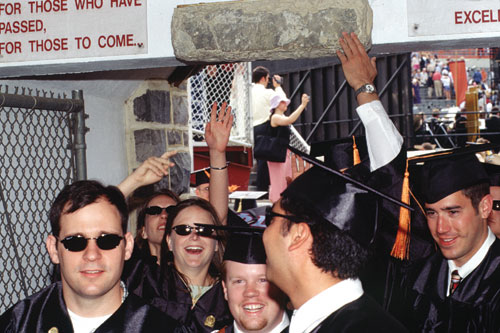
top-left (98, 34), bottom-right (135, 48)
top-left (482, 10), bottom-right (489, 23)
top-left (472, 10), bottom-right (481, 23)
top-left (0, 20), bottom-right (43, 34)
top-left (455, 11), bottom-right (463, 24)
top-left (490, 9), bottom-right (498, 22)
top-left (464, 10), bottom-right (472, 24)
top-left (0, 2), bottom-right (22, 15)
top-left (28, 0), bottom-right (68, 13)
top-left (110, 0), bottom-right (141, 7)
top-left (74, 0), bottom-right (103, 10)
top-left (0, 41), bottom-right (21, 54)
top-left (28, 38), bottom-right (68, 52)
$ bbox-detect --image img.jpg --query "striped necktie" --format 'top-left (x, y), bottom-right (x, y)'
top-left (449, 270), bottom-right (462, 295)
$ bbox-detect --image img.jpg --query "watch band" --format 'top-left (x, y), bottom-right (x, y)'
top-left (355, 83), bottom-right (377, 97)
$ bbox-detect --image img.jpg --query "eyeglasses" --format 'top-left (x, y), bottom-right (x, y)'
top-left (172, 224), bottom-right (215, 237)
top-left (493, 200), bottom-right (500, 211)
top-left (264, 206), bottom-right (301, 227)
top-left (57, 234), bottom-right (124, 252)
top-left (145, 206), bottom-right (171, 215)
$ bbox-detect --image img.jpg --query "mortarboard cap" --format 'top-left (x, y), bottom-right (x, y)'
top-left (483, 162), bottom-right (500, 187)
top-left (191, 168), bottom-right (211, 187)
top-left (196, 224), bottom-right (266, 264)
top-left (284, 146), bottom-right (411, 248)
top-left (310, 136), bottom-right (368, 170)
top-left (409, 144), bottom-right (500, 204)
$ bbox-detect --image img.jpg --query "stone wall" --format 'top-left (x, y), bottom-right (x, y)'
top-left (124, 80), bottom-right (191, 200)
top-left (172, 0), bottom-right (372, 62)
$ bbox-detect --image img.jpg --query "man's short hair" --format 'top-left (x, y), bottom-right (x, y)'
top-left (49, 180), bottom-right (128, 237)
top-left (462, 182), bottom-right (490, 213)
top-left (279, 195), bottom-right (368, 280)
top-left (252, 66), bottom-right (270, 83)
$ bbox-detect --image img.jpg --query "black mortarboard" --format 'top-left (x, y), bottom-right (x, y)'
top-left (411, 144), bottom-right (500, 204)
top-left (483, 162), bottom-right (500, 187)
top-left (284, 146), bottom-right (411, 248)
top-left (191, 168), bottom-right (211, 187)
top-left (310, 136), bottom-right (368, 170)
top-left (196, 224), bottom-right (266, 264)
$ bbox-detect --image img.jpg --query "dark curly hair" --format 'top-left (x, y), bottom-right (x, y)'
top-left (279, 195), bottom-right (368, 280)
top-left (160, 198), bottom-right (226, 286)
top-left (134, 189), bottom-right (180, 255)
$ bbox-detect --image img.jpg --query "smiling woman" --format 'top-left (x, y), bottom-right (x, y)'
top-left (150, 198), bottom-right (231, 331)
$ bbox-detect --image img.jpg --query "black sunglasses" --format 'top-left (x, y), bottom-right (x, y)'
top-left (264, 206), bottom-right (301, 227)
top-left (145, 206), bottom-right (171, 215)
top-left (58, 234), bottom-right (124, 252)
top-left (493, 200), bottom-right (500, 211)
top-left (172, 224), bottom-right (215, 237)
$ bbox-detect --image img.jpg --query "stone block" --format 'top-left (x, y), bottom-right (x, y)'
top-left (133, 90), bottom-right (171, 124)
top-left (133, 129), bottom-right (166, 162)
top-left (172, 0), bottom-right (372, 62)
top-left (167, 130), bottom-right (182, 145)
top-left (172, 95), bottom-right (189, 125)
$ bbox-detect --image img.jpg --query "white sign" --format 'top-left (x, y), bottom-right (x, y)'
top-left (408, 0), bottom-right (500, 37)
top-left (0, 0), bottom-right (148, 63)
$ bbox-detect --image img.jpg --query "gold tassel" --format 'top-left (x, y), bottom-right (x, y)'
top-left (352, 136), bottom-right (361, 166)
top-left (390, 159), bottom-right (411, 260)
top-left (204, 169), bottom-right (211, 179)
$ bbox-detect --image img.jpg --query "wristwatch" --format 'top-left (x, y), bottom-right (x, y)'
top-left (355, 83), bottom-right (377, 97)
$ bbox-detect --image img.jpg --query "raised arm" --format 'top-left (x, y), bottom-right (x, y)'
top-left (337, 32), bottom-right (403, 171)
top-left (117, 151), bottom-right (177, 198)
top-left (205, 102), bottom-right (233, 225)
top-left (270, 94), bottom-right (310, 127)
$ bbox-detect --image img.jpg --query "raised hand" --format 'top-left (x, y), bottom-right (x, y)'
top-left (336, 32), bottom-right (377, 91)
top-left (117, 151), bottom-right (176, 197)
top-left (205, 102), bottom-right (234, 153)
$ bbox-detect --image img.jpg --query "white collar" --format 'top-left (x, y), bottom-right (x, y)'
top-left (289, 279), bottom-right (363, 333)
top-left (234, 311), bottom-right (289, 333)
top-left (447, 227), bottom-right (496, 296)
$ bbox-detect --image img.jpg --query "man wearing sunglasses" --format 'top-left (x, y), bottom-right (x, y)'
top-left (0, 180), bottom-right (176, 332)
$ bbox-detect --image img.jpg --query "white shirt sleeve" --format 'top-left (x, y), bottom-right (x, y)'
top-left (356, 100), bottom-right (403, 171)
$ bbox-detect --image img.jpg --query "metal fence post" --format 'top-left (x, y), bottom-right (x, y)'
top-left (72, 90), bottom-right (87, 180)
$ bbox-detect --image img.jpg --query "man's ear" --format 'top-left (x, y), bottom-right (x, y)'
top-left (46, 235), bottom-right (60, 264)
top-left (222, 280), bottom-right (228, 301)
top-left (124, 232), bottom-right (134, 261)
top-left (288, 222), bottom-right (311, 251)
top-left (479, 194), bottom-right (493, 219)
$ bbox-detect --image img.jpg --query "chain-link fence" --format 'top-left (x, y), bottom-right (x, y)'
top-left (189, 63), bottom-right (252, 146)
top-left (0, 87), bottom-right (85, 313)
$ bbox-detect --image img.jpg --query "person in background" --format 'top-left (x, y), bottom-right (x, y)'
top-left (251, 66), bottom-right (286, 193)
top-left (267, 93), bottom-right (310, 202)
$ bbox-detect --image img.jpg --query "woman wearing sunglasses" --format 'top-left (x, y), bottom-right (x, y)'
top-left (146, 198), bottom-right (230, 331)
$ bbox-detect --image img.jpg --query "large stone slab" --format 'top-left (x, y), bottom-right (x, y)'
top-left (172, 0), bottom-right (372, 63)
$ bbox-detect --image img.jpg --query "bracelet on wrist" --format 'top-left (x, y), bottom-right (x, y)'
top-left (210, 165), bottom-right (228, 170)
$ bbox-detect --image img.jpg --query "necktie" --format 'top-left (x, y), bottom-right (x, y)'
top-left (450, 270), bottom-right (462, 295)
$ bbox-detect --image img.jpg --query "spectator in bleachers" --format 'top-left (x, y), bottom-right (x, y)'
top-left (432, 70), bottom-right (443, 99)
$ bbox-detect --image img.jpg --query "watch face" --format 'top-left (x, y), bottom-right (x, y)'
top-left (365, 84), bottom-right (375, 93)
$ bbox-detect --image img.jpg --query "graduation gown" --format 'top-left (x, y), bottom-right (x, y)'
top-left (0, 282), bottom-right (177, 332)
top-left (308, 295), bottom-right (408, 333)
top-left (389, 239), bottom-right (500, 332)
top-left (217, 321), bottom-right (288, 333)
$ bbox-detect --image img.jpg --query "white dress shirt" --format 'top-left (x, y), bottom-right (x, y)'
top-left (289, 279), bottom-right (364, 333)
top-left (234, 311), bottom-right (289, 333)
top-left (251, 84), bottom-right (285, 127)
top-left (446, 227), bottom-right (496, 296)
top-left (356, 100), bottom-right (404, 171)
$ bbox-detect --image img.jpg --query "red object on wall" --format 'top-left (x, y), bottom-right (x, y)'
top-left (192, 146), bottom-right (253, 190)
top-left (448, 60), bottom-right (467, 107)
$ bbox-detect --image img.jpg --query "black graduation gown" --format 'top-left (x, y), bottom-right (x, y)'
top-left (152, 266), bottom-right (232, 332)
top-left (0, 282), bottom-right (177, 332)
top-left (308, 295), bottom-right (408, 333)
top-left (389, 239), bottom-right (500, 332)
